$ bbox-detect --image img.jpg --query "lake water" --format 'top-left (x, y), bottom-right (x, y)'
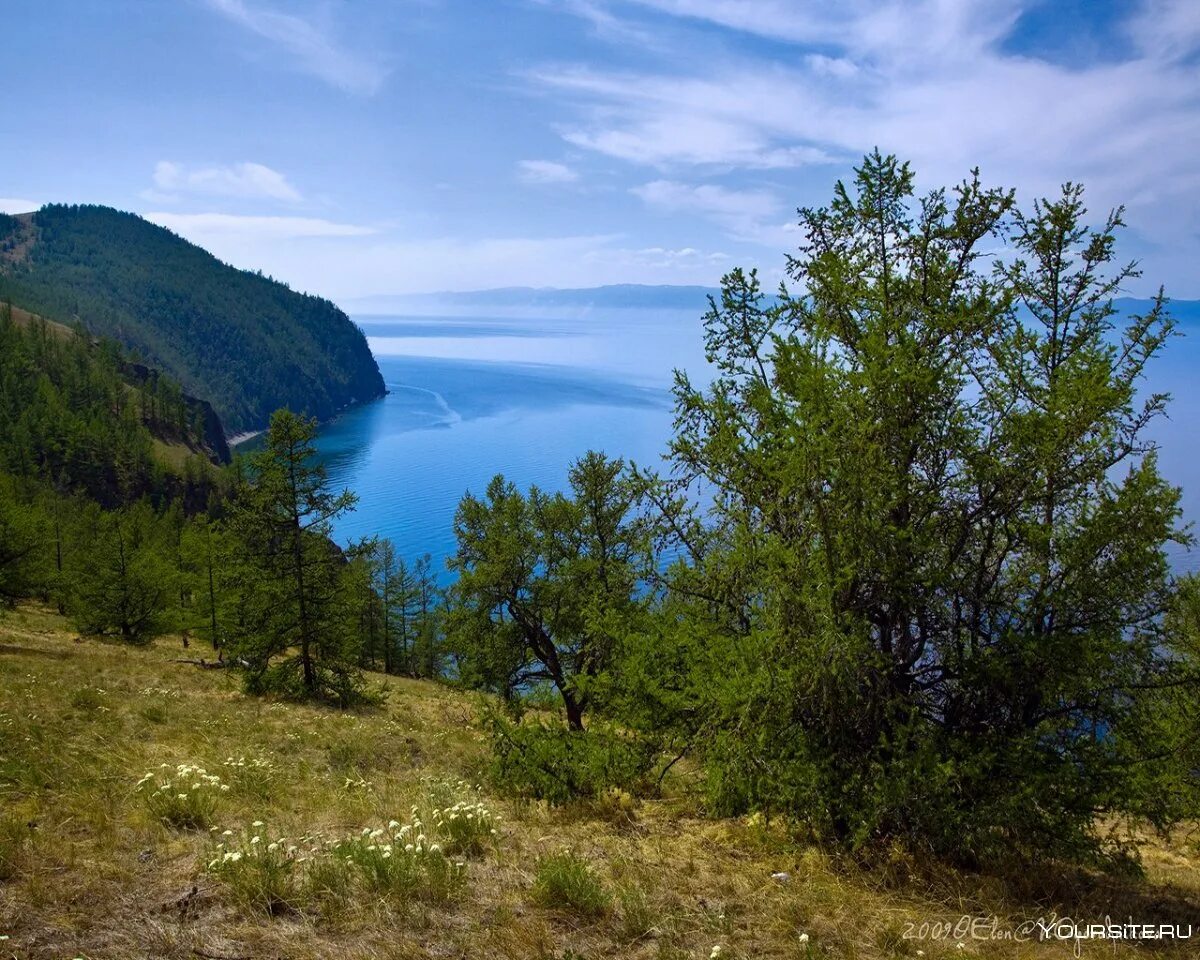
top-left (311, 308), bottom-right (703, 579)
top-left (312, 300), bottom-right (1200, 579)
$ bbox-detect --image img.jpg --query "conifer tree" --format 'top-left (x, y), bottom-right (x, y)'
top-left (660, 151), bottom-right (1196, 863)
top-left (226, 409), bottom-right (364, 704)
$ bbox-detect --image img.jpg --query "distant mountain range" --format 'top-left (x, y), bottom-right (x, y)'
top-left (0, 205), bottom-right (385, 434)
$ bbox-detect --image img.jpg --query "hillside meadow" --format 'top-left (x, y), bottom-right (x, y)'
top-left (1, 604), bottom-right (1198, 960)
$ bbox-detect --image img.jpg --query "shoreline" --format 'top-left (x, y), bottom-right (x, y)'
top-left (226, 429), bottom-right (263, 447)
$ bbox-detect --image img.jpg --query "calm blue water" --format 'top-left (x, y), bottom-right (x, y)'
top-left (310, 308), bottom-right (700, 579)
top-left (309, 301), bottom-right (1200, 579)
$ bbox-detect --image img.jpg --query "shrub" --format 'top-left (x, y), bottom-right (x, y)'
top-left (532, 850), bottom-right (611, 916)
top-left (136, 763), bottom-right (228, 828)
top-left (488, 715), bottom-right (657, 804)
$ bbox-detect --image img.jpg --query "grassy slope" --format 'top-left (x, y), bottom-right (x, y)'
top-left (1, 605), bottom-right (1199, 960)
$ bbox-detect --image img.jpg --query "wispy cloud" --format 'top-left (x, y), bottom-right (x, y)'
top-left (0, 197), bottom-right (40, 214)
top-left (146, 211), bottom-right (376, 239)
top-left (202, 0), bottom-right (388, 94)
top-left (632, 179), bottom-right (783, 241)
top-left (530, 64), bottom-right (841, 169)
top-left (151, 161), bottom-right (302, 202)
top-left (517, 160), bottom-right (580, 184)
top-left (527, 0), bottom-right (1200, 264)
top-left (622, 0), bottom-right (1023, 60)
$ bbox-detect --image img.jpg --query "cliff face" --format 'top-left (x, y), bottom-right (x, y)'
top-left (0, 205), bottom-right (385, 434)
top-left (116, 359), bottom-right (231, 464)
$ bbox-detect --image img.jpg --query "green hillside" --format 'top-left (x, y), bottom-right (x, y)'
top-left (2, 602), bottom-right (1197, 960)
top-left (0, 302), bottom-right (224, 510)
top-left (0, 205), bottom-right (385, 434)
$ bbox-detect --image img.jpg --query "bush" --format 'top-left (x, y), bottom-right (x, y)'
top-left (487, 715), bottom-right (657, 804)
top-left (532, 850), bottom-right (611, 916)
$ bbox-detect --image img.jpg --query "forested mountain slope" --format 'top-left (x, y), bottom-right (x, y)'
top-left (0, 302), bottom-right (225, 509)
top-left (0, 205), bottom-right (385, 433)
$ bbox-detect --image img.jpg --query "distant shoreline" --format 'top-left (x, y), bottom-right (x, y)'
top-left (226, 430), bottom-right (263, 447)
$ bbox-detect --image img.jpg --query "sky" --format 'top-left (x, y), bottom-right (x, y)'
top-left (3, 0), bottom-right (1199, 302)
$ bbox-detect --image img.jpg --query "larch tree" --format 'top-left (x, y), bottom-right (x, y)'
top-left (226, 409), bottom-right (365, 704)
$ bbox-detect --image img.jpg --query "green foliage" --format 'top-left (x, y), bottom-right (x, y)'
top-left (655, 151), bottom-right (1198, 865)
top-left (450, 451), bottom-right (653, 730)
top-left (531, 850), bottom-right (611, 916)
top-left (225, 409), bottom-right (369, 704)
top-left (486, 713), bottom-right (658, 804)
top-left (0, 473), bottom-right (50, 607)
top-left (0, 301), bottom-right (220, 509)
top-left (65, 501), bottom-right (174, 644)
top-left (0, 204), bottom-right (384, 433)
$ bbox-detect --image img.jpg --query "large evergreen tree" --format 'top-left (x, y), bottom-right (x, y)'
top-left (660, 152), bottom-right (1197, 864)
top-left (226, 409), bottom-right (364, 704)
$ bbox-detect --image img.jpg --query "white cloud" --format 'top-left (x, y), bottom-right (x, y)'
top-left (0, 198), bottom-right (40, 214)
top-left (622, 0), bottom-right (1023, 61)
top-left (531, 65), bottom-right (842, 169)
top-left (526, 0), bottom-right (1200, 293)
top-left (145, 211), bottom-right (376, 239)
top-left (202, 0), bottom-right (388, 94)
top-left (152, 161), bottom-right (302, 202)
top-left (517, 160), bottom-right (580, 184)
top-left (632, 179), bottom-right (784, 241)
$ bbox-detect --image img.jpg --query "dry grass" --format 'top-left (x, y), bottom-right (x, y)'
top-left (2, 602), bottom-right (1199, 959)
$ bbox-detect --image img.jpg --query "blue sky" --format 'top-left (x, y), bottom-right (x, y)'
top-left (3, 0), bottom-right (1199, 301)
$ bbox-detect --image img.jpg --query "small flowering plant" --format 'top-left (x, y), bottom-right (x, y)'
top-left (333, 813), bottom-right (467, 903)
top-left (136, 763), bottom-right (228, 829)
top-left (421, 777), bottom-right (501, 856)
top-left (206, 822), bottom-right (298, 914)
top-left (222, 755), bottom-right (276, 798)
top-left (430, 798), bottom-right (499, 856)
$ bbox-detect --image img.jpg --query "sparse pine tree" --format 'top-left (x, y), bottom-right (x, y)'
top-left (225, 409), bottom-right (365, 704)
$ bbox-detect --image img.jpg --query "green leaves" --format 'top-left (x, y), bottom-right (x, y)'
top-left (225, 410), bottom-right (367, 705)
top-left (450, 452), bottom-right (653, 733)
top-left (659, 152), bottom-right (1196, 865)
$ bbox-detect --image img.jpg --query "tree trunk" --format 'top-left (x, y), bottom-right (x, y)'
top-left (562, 689), bottom-right (585, 731)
